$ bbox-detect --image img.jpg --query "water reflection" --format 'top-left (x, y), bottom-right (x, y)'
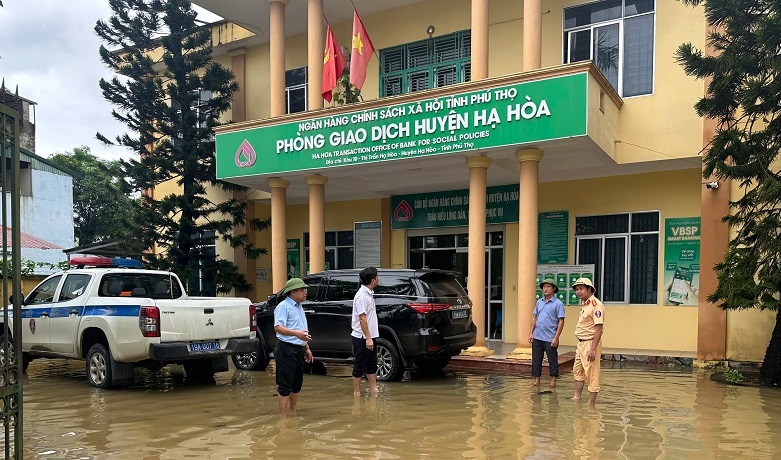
top-left (11, 359), bottom-right (781, 458)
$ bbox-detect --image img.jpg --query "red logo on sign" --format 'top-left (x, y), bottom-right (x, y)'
top-left (29, 318), bottom-right (36, 334)
top-left (235, 140), bottom-right (257, 168)
top-left (393, 200), bottom-right (413, 222)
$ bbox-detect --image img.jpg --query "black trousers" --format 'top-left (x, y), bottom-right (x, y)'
top-left (275, 341), bottom-right (305, 396)
top-left (531, 338), bottom-right (559, 378)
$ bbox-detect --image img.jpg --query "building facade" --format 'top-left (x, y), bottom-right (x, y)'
top-left (189, 0), bottom-right (770, 362)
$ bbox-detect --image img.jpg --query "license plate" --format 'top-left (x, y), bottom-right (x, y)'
top-left (189, 341), bottom-right (220, 352)
top-left (451, 310), bottom-right (469, 319)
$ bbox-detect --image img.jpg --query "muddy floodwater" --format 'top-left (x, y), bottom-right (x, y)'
top-left (12, 359), bottom-right (781, 459)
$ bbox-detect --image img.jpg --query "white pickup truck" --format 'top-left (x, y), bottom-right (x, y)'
top-left (5, 268), bottom-right (257, 388)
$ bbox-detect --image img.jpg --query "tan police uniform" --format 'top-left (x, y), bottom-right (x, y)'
top-left (573, 295), bottom-right (604, 393)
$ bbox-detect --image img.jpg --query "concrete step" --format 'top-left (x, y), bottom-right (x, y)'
top-left (446, 351), bottom-right (576, 375)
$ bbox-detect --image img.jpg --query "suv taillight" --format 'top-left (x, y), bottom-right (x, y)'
top-left (249, 305), bottom-right (257, 332)
top-left (139, 306), bottom-right (160, 337)
top-left (408, 303), bottom-right (450, 314)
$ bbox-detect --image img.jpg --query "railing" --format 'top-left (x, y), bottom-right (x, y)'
top-left (0, 84), bottom-right (24, 460)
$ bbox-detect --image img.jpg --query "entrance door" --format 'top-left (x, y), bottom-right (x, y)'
top-left (408, 231), bottom-right (504, 341)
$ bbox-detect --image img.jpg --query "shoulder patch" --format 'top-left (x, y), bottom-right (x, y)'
top-left (595, 310), bottom-right (602, 318)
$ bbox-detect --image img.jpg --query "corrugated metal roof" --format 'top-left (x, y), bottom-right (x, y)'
top-left (14, 147), bottom-right (82, 179)
top-left (2, 226), bottom-right (62, 249)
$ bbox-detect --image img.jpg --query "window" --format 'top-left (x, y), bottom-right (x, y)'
top-left (26, 275), bottom-right (62, 304)
top-left (285, 66), bottom-right (308, 114)
top-left (187, 230), bottom-right (217, 297)
top-left (325, 275), bottom-right (360, 302)
top-left (303, 275), bottom-right (324, 301)
top-left (380, 30), bottom-right (471, 97)
top-left (304, 230), bottom-right (354, 270)
top-left (575, 211), bottom-right (659, 304)
top-left (563, 0), bottom-right (655, 97)
top-left (99, 273), bottom-right (184, 298)
top-left (374, 275), bottom-right (416, 297)
top-left (172, 89), bottom-right (213, 145)
top-left (1, 164), bottom-right (32, 196)
top-left (59, 274), bottom-right (91, 301)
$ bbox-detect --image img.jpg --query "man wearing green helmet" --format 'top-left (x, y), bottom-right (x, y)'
top-left (529, 278), bottom-right (566, 387)
top-left (273, 277), bottom-right (314, 416)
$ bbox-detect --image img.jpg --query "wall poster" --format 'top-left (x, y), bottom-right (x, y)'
top-left (664, 217), bottom-right (701, 306)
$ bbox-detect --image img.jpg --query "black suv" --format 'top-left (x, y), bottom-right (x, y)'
top-left (232, 269), bottom-right (476, 381)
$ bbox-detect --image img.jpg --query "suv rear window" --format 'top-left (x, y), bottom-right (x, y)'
top-left (418, 275), bottom-right (467, 298)
top-left (374, 275), bottom-right (416, 296)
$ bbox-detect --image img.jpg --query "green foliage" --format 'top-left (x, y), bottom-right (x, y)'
top-left (331, 74), bottom-right (362, 105)
top-left (723, 368), bottom-right (744, 385)
top-left (676, 0), bottom-right (781, 312)
top-left (95, 0), bottom-right (269, 294)
top-left (0, 259), bottom-right (67, 278)
top-left (48, 146), bottom-right (139, 245)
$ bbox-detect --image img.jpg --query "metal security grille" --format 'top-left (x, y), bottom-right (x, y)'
top-left (0, 86), bottom-right (24, 460)
top-left (380, 30), bottom-right (471, 97)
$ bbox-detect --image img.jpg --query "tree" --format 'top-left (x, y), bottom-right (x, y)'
top-left (95, 0), bottom-right (269, 294)
top-left (49, 146), bottom-right (138, 245)
top-left (676, 0), bottom-right (781, 384)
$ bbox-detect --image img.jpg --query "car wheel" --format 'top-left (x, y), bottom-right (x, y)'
top-left (0, 334), bottom-right (17, 368)
top-left (231, 339), bottom-right (271, 371)
top-left (86, 343), bottom-right (113, 389)
top-left (375, 338), bottom-right (403, 382)
top-left (414, 356), bottom-right (451, 374)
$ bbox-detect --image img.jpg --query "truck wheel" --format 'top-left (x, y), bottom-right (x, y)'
top-left (86, 344), bottom-right (113, 389)
top-left (375, 338), bottom-right (403, 382)
top-left (0, 334), bottom-right (16, 368)
top-left (184, 359), bottom-right (216, 380)
top-left (231, 339), bottom-right (271, 371)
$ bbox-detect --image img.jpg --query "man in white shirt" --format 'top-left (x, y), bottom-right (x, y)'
top-left (351, 266), bottom-right (380, 396)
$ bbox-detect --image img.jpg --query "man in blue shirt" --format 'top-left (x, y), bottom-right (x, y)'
top-left (528, 278), bottom-right (566, 387)
top-left (274, 278), bottom-right (313, 416)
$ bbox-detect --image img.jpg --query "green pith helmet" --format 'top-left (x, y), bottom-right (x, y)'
top-left (283, 277), bottom-right (309, 295)
top-left (539, 278), bottom-right (559, 293)
top-left (571, 277), bottom-right (596, 293)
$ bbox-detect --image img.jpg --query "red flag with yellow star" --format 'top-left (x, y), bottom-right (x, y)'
top-left (322, 24), bottom-right (346, 102)
top-left (349, 8), bottom-right (374, 90)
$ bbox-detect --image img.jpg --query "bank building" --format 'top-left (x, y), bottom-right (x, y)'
top-left (174, 0), bottom-right (766, 363)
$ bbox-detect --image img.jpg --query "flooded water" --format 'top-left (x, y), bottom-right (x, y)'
top-left (12, 359), bottom-right (781, 459)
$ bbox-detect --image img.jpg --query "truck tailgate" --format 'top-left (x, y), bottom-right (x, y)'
top-left (155, 299), bottom-right (251, 342)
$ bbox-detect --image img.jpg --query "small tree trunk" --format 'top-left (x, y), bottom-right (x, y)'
top-left (759, 308), bottom-right (781, 385)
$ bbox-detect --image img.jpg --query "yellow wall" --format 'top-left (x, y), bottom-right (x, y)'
top-left (207, 1), bottom-right (781, 359)
top-left (299, 169), bottom-right (703, 353)
top-left (537, 169), bottom-right (702, 352)
top-left (727, 309), bottom-right (775, 362)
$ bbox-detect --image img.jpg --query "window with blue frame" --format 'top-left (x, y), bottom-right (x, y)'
top-left (563, 0), bottom-right (655, 97)
top-left (379, 30), bottom-right (471, 97)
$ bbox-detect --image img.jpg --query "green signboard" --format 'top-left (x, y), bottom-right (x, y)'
top-left (538, 211), bottom-right (569, 264)
top-left (663, 217), bottom-right (700, 306)
top-left (391, 184), bottom-right (519, 229)
top-left (216, 73), bottom-right (588, 179)
top-left (287, 239), bottom-right (300, 279)
top-left (537, 264), bottom-right (595, 306)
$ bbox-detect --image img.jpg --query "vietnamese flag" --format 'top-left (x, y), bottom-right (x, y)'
top-left (322, 24), bottom-right (346, 102)
top-left (349, 9), bottom-right (374, 90)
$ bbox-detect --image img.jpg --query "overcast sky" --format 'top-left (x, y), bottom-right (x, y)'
top-left (0, 0), bottom-right (220, 161)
